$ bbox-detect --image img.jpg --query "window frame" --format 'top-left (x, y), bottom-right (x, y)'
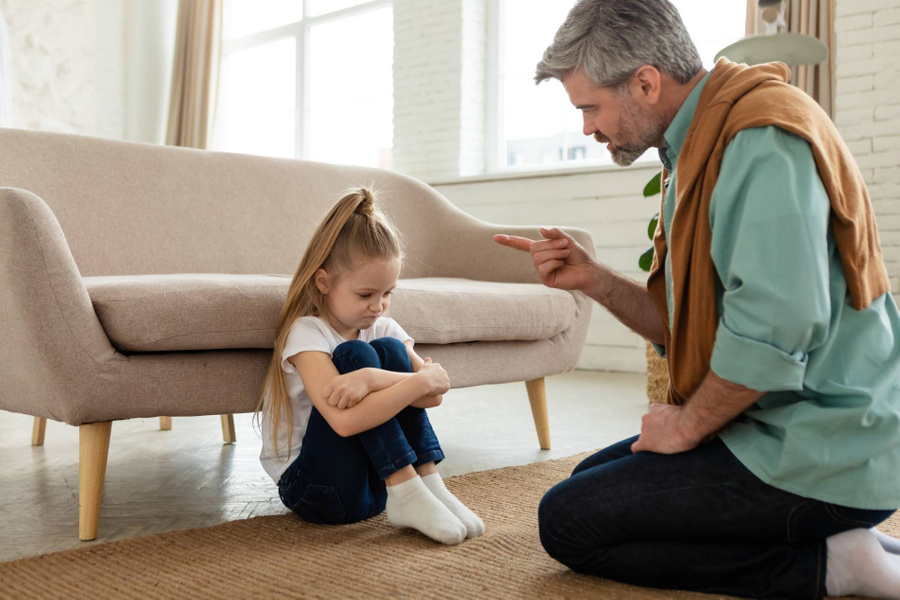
top-left (486, 0), bottom-right (613, 174)
top-left (218, 0), bottom-right (393, 160)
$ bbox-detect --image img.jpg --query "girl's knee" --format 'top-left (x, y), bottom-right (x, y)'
top-left (369, 337), bottom-right (412, 371)
top-left (332, 340), bottom-right (381, 371)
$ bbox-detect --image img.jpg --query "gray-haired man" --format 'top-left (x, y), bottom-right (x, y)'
top-left (494, 1), bottom-right (900, 598)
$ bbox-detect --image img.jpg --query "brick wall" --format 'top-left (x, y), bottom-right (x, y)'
top-left (393, 0), bottom-right (487, 180)
top-left (834, 0), bottom-right (900, 294)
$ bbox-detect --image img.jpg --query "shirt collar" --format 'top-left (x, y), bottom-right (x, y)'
top-left (658, 70), bottom-right (712, 171)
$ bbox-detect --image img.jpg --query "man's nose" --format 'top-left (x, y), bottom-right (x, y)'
top-left (582, 114), bottom-right (597, 136)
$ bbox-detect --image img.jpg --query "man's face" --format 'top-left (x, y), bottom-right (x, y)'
top-left (561, 68), bottom-right (667, 167)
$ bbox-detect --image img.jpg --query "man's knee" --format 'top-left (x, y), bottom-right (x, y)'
top-left (572, 435), bottom-right (640, 476)
top-left (333, 340), bottom-right (381, 372)
top-left (538, 480), bottom-right (613, 573)
top-left (369, 337), bottom-right (411, 372)
top-left (538, 482), bottom-right (580, 559)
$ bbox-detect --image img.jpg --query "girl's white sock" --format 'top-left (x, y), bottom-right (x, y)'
top-left (825, 528), bottom-right (900, 599)
top-left (871, 527), bottom-right (900, 555)
top-left (385, 475), bottom-right (466, 545)
top-left (421, 473), bottom-right (485, 539)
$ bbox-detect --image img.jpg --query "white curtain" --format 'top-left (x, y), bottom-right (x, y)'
top-left (166, 0), bottom-right (222, 148)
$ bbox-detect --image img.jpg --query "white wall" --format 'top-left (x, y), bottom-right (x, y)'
top-left (0, 0), bottom-right (125, 139)
top-left (834, 0), bottom-right (900, 295)
top-left (0, 0), bottom-right (176, 144)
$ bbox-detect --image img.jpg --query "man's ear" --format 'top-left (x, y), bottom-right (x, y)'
top-left (631, 65), bottom-right (662, 106)
top-left (314, 269), bottom-right (330, 295)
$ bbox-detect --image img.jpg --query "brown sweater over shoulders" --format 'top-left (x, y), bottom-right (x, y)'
top-left (646, 58), bottom-right (890, 406)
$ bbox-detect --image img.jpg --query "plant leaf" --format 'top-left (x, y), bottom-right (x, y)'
top-left (642, 172), bottom-right (661, 197)
top-left (647, 213), bottom-right (659, 240)
top-left (639, 247), bottom-right (654, 272)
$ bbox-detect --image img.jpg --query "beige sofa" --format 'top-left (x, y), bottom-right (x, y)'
top-left (0, 128), bottom-right (593, 540)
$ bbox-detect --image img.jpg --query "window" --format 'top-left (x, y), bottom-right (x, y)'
top-left (213, 0), bottom-right (393, 169)
top-left (489, 0), bottom-right (747, 172)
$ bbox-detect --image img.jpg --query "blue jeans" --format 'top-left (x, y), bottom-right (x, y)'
top-left (278, 337), bottom-right (444, 525)
top-left (538, 435), bottom-right (895, 600)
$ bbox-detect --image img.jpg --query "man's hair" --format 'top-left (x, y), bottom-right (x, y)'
top-left (535, 0), bottom-right (703, 88)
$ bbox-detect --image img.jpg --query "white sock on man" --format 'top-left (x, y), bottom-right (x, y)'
top-left (385, 475), bottom-right (466, 545)
top-left (825, 528), bottom-right (900, 599)
top-left (871, 527), bottom-right (900, 555)
top-left (421, 473), bottom-right (485, 539)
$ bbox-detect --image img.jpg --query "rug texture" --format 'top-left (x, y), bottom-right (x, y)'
top-left (1, 452), bottom-right (897, 599)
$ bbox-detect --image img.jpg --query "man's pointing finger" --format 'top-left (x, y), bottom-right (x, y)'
top-left (493, 234), bottom-right (534, 252)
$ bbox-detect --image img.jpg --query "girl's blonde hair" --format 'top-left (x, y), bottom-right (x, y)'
top-left (256, 187), bottom-right (402, 459)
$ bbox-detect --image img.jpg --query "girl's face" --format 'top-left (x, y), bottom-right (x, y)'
top-left (315, 256), bottom-right (401, 337)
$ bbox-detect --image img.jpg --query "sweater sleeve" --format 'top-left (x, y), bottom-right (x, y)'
top-left (708, 126), bottom-right (832, 392)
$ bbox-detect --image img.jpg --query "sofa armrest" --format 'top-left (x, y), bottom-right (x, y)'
top-left (407, 199), bottom-right (596, 285)
top-left (0, 188), bottom-right (116, 422)
top-left (447, 216), bottom-right (596, 284)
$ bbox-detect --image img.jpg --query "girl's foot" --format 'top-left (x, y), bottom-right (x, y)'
top-left (385, 476), bottom-right (466, 545)
top-left (826, 528), bottom-right (900, 599)
top-left (421, 473), bottom-right (485, 539)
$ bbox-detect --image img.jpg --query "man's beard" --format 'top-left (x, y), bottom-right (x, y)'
top-left (595, 96), bottom-right (667, 167)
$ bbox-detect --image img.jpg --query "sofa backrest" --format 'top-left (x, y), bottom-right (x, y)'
top-left (0, 128), bottom-right (463, 278)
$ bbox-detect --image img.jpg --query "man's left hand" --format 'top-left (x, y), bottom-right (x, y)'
top-left (631, 403), bottom-right (703, 454)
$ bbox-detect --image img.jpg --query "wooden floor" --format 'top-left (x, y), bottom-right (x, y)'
top-left (0, 370), bottom-right (648, 562)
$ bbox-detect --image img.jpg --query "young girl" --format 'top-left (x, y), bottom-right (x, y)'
top-left (257, 187), bottom-right (484, 545)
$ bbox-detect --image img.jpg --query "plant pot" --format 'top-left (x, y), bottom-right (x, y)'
top-left (645, 341), bottom-right (669, 404)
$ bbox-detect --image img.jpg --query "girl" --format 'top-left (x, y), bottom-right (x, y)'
top-left (257, 187), bottom-right (484, 545)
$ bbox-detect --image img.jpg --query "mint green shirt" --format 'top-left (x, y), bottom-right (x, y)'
top-left (657, 70), bottom-right (900, 509)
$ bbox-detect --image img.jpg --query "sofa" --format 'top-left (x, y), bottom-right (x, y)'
top-left (0, 128), bottom-right (593, 540)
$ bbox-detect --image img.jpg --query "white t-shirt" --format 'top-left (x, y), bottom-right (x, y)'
top-left (259, 315), bottom-right (414, 483)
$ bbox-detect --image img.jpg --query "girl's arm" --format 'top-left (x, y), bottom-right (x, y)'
top-left (404, 342), bottom-right (442, 409)
top-left (291, 351), bottom-right (448, 437)
top-left (324, 341), bottom-right (441, 408)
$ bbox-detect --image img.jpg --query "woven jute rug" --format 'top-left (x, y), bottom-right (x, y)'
top-left (1, 452), bottom-right (897, 600)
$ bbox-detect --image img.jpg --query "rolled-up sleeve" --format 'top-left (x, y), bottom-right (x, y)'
top-left (708, 126), bottom-right (832, 392)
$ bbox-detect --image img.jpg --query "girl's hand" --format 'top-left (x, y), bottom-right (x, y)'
top-left (494, 227), bottom-right (596, 293)
top-left (416, 358), bottom-right (450, 396)
top-left (323, 371), bottom-right (370, 409)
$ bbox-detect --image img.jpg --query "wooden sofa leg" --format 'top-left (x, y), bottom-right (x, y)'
top-left (220, 414), bottom-right (236, 443)
top-left (79, 421), bottom-right (112, 541)
top-left (526, 378), bottom-right (551, 450)
top-left (32, 417), bottom-right (47, 446)
top-left (159, 417), bottom-right (172, 430)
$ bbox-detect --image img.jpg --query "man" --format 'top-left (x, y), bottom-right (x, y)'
top-left (494, 1), bottom-right (900, 598)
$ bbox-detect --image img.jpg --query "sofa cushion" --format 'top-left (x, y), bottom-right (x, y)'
top-left (84, 274), bottom-right (577, 353)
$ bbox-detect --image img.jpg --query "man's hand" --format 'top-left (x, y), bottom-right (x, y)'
top-left (323, 371), bottom-right (370, 409)
top-left (631, 403), bottom-right (704, 454)
top-left (493, 227), bottom-right (596, 292)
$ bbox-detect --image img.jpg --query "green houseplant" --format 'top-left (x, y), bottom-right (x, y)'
top-left (639, 171), bottom-right (668, 404)
top-left (639, 171), bottom-right (661, 273)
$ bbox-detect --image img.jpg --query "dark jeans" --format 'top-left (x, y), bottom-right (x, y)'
top-left (538, 435), bottom-right (895, 600)
top-left (278, 337), bottom-right (444, 525)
